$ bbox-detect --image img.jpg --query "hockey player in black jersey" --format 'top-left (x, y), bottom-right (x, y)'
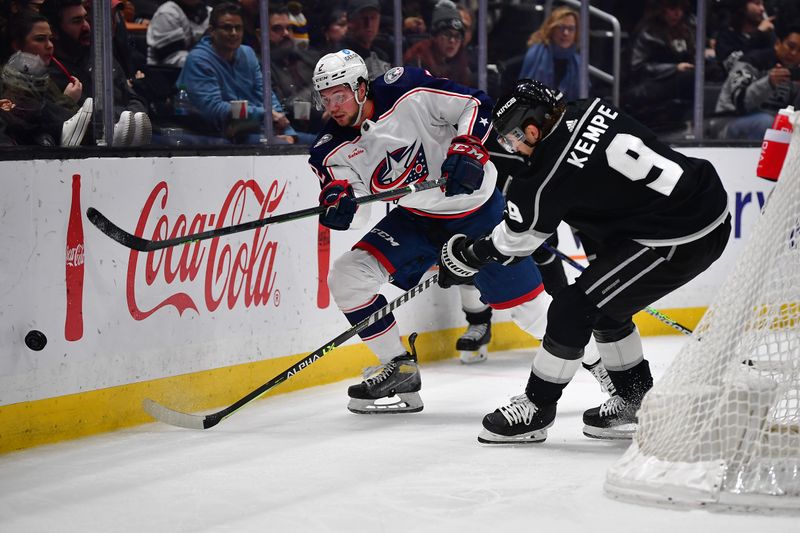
top-left (438, 79), bottom-right (731, 444)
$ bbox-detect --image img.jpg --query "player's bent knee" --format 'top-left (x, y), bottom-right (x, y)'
top-left (593, 318), bottom-right (636, 343)
top-left (511, 291), bottom-right (552, 340)
top-left (328, 249), bottom-right (389, 308)
top-left (545, 285), bottom-right (597, 345)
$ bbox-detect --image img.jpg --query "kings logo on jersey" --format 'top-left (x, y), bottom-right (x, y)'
top-left (370, 141), bottom-right (429, 192)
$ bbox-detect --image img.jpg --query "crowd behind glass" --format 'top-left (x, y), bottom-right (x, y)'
top-left (0, 0), bottom-right (798, 148)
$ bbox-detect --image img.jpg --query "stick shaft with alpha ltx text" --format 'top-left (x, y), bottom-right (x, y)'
top-left (142, 274), bottom-right (440, 429)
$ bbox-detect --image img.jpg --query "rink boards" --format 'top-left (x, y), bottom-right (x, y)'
top-left (0, 147), bottom-right (772, 452)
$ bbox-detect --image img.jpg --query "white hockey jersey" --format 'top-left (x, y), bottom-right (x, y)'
top-left (308, 67), bottom-right (497, 222)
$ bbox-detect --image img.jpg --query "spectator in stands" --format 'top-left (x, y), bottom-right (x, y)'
top-left (519, 5), bottom-right (583, 101)
top-left (403, 0), bottom-right (472, 86)
top-left (268, 3), bottom-right (320, 139)
top-left (10, 9), bottom-right (82, 102)
top-left (1, 0), bottom-right (46, 61)
top-left (146, 0), bottom-right (210, 67)
top-left (626, 0), bottom-right (698, 131)
top-left (715, 0), bottom-right (776, 69)
top-left (112, 0), bottom-right (145, 79)
top-left (0, 48), bottom-right (93, 146)
top-left (714, 18), bottom-right (800, 139)
top-left (42, 0), bottom-right (152, 145)
top-left (457, 3), bottom-right (473, 49)
top-left (287, 1), bottom-right (309, 50)
top-left (177, 2), bottom-right (300, 144)
top-left (401, 0), bottom-right (428, 50)
top-left (341, 0), bottom-right (390, 79)
top-left (238, 0), bottom-right (260, 52)
top-left (2, 11), bottom-right (92, 146)
top-left (316, 7), bottom-right (348, 55)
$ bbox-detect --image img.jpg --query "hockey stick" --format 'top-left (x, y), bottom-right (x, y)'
top-left (542, 242), bottom-right (694, 336)
top-left (143, 273), bottom-right (440, 429)
top-left (88, 178), bottom-right (446, 252)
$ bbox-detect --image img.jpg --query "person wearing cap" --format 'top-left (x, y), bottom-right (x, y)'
top-left (340, 0), bottom-right (390, 79)
top-left (403, 0), bottom-right (472, 86)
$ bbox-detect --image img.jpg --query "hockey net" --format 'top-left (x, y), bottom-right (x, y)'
top-left (605, 111), bottom-right (800, 512)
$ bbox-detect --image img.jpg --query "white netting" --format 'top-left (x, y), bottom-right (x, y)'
top-left (605, 112), bottom-right (800, 513)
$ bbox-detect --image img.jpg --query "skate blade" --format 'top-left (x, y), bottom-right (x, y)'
top-left (582, 423), bottom-right (636, 440)
top-left (477, 426), bottom-right (549, 445)
top-left (459, 348), bottom-right (488, 365)
top-left (348, 392), bottom-right (423, 414)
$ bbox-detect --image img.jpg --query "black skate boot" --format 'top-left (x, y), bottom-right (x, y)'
top-left (478, 394), bottom-right (557, 444)
top-left (583, 360), bottom-right (653, 439)
top-left (347, 333), bottom-right (423, 414)
top-left (457, 322), bottom-right (491, 364)
top-left (582, 396), bottom-right (639, 439)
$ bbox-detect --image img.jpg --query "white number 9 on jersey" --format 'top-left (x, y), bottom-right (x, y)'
top-left (606, 133), bottom-right (683, 196)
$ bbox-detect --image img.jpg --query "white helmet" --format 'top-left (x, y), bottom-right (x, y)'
top-left (312, 49), bottom-right (369, 94)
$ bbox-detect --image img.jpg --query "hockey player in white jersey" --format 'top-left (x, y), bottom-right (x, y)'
top-left (308, 50), bottom-right (552, 414)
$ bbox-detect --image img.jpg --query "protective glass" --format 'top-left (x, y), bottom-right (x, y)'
top-left (496, 127), bottom-right (526, 153)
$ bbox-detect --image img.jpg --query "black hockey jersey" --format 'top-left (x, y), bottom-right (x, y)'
top-left (492, 98), bottom-right (729, 256)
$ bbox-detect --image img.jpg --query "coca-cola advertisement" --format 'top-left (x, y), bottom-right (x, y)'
top-left (0, 149), bottom-right (772, 409)
top-left (125, 179), bottom-right (284, 319)
top-left (65, 173), bottom-right (85, 341)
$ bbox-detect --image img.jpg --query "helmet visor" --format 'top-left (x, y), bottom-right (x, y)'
top-left (313, 86), bottom-right (356, 111)
top-left (496, 127), bottom-right (526, 153)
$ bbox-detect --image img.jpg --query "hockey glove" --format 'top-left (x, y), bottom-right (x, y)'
top-left (319, 180), bottom-right (358, 230)
top-left (442, 135), bottom-right (490, 197)
top-left (438, 234), bottom-right (490, 288)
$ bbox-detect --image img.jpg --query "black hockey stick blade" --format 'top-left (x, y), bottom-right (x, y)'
top-left (142, 273), bottom-right (440, 429)
top-left (542, 242), bottom-right (694, 336)
top-left (88, 178), bottom-right (446, 253)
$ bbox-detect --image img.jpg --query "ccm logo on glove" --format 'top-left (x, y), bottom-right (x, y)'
top-left (442, 135), bottom-right (489, 197)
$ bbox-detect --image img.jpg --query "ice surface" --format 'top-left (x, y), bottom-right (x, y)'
top-left (0, 336), bottom-right (796, 532)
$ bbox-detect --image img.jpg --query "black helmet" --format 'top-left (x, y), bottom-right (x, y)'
top-left (492, 79), bottom-right (566, 151)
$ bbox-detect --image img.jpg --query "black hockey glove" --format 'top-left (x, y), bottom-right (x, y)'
top-left (442, 135), bottom-right (489, 197)
top-left (319, 180), bottom-right (358, 230)
top-left (438, 234), bottom-right (490, 288)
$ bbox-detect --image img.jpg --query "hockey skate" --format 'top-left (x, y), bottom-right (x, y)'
top-left (347, 333), bottom-right (423, 414)
top-left (457, 322), bottom-right (491, 364)
top-left (582, 359), bottom-right (616, 396)
top-left (478, 394), bottom-right (556, 444)
top-left (582, 396), bottom-right (639, 439)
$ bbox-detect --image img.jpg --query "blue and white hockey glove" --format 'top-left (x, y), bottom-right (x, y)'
top-left (319, 180), bottom-right (358, 231)
top-left (442, 135), bottom-right (489, 197)
top-left (438, 234), bottom-right (489, 288)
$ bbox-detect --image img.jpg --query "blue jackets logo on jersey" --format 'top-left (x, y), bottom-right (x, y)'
top-left (370, 141), bottom-right (430, 191)
top-left (384, 67), bottom-right (404, 84)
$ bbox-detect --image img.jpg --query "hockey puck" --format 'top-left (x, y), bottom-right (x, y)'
top-left (24, 330), bottom-right (47, 351)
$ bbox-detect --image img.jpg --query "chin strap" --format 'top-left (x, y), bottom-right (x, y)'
top-left (351, 89), bottom-right (368, 127)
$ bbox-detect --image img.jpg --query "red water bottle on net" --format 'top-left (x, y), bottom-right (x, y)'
top-left (65, 173), bottom-right (84, 341)
top-left (756, 105), bottom-right (795, 181)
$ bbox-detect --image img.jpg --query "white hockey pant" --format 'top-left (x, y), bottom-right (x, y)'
top-left (328, 248), bottom-right (406, 363)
